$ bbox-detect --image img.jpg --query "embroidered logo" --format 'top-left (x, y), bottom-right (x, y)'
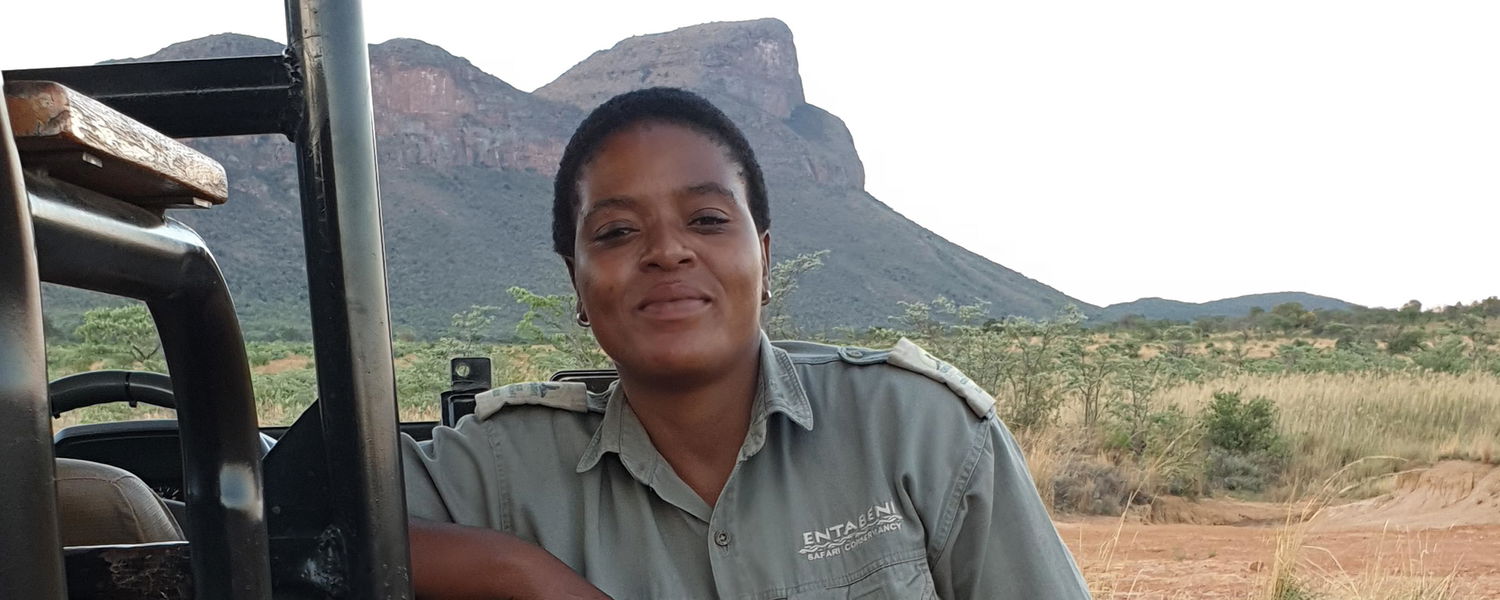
top-left (797, 500), bottom-right (905, 560)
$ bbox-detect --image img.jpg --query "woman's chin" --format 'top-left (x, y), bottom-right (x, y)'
top-left (636, 339), bottom-right (722, 372)
top-left (608, 327), bottom-right (756, 380)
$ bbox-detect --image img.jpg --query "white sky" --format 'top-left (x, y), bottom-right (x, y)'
top-left (3, 1), bottom-right (1496, 310)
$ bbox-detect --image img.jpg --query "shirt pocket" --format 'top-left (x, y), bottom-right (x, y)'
top-left (784, 555), bottom-right (937, 600)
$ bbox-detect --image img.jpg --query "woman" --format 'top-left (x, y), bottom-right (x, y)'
top-left (403, 88), bottom-right (1089, 599)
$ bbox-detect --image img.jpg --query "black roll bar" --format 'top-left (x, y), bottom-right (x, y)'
top-left (28, 173), bottom-right (273, 598)
top-left (285, 0), bottom-right (413, 594)
top-left (1, 0), bottom-right (413, 595)
top-left (0, 67), bottom-right (68, 600)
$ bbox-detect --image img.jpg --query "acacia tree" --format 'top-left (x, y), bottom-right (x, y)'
top-left (1108, 356), bottom-right (1175, 457)
top-left (1399, 299), bottom-right (1423, 324)
top-left (1062, 337), bottom-right (1124, 429)
top-left (74, 305), bottom-right (160, 366)
top-left (508, 287), bottom-right (609, 371)
top-left (395, 305), bottom-right (508, 409)
top-left (1266, 302), bottom-right (1317, 333)
top-left (990, 307), bottom-right (1082, 432)
top-left (762, 250), bottom-right (829, 340)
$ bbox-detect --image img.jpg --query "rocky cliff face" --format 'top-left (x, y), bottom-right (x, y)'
top-left (50, 22), bottom-right (1088, 336)
top-left (538, 19), bottom-right (806, 120)
top-left (539, 19), bottom-right (863, 190)
top-left (369, 39), bottom-right (580, 173)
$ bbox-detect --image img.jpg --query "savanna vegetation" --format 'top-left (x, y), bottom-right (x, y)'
top-left (47, 253), bottom-right (1500, 514)
top-left (43, 253), bottom-right (1500, 598)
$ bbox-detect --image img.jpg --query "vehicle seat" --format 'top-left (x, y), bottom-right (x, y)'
top-left (55, 458), bottom-right (184, 546)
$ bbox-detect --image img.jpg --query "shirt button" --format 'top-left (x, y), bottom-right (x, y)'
top-left (714, 531), bottom-right (731, 547)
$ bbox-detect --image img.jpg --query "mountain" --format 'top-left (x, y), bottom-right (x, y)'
top-left (41, 20), bottom-right (1089, 337)
top-left (1095, 292), bottom-right (1363, 323)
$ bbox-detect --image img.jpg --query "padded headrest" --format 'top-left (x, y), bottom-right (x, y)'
top-left (55, 458), bottom-right (184, 546)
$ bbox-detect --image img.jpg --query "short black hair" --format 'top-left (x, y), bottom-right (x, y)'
top-left (552, 87), bottom-right (769, 257)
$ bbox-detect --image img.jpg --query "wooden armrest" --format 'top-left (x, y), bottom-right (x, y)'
top-left (4, 80), bottom-right (227, 208)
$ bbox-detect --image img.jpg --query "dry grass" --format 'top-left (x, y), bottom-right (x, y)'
top-left (1297, 528), bottom-right (1466, 600)
top-left (1017, 427), bottom-right (1070, 512)
top-left (1157, 371), bottom-right (1500, 499)
top-left (1259, 475), bottom-right (1471, 600)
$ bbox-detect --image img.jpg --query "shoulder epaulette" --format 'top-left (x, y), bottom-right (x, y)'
top-left (882, 338), bottom-right (997, 419)
top-left (473, 381), bottom-right (590, 421)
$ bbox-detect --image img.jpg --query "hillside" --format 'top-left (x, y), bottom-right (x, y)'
top-left (1095, 292), bottom-right (1362, 323)
top-left (41, 20), bottom-right (1089, 337)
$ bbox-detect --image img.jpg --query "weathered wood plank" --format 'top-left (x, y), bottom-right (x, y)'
top-left (4, 80), bottom-right (227, 208)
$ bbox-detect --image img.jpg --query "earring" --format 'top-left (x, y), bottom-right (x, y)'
top-left (575, 311), bottom-right (591, 328)
top-left (761, 288), bottom-right (772, 306)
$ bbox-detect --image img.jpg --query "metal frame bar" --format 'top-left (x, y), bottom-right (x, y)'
top-left (286, 0), bottom-right (413, 595)
top-left (0, 67), bottom-right (68, 600)
top-left (3, 56), bottom-right (297, 139)
top-left (2, 0), bottom-right (413, 596)
top-left (28, 173), bottom-right (272, 599)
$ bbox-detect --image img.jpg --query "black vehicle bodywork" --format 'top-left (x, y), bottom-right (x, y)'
top-left (1, 0), bottom-right (417, 597)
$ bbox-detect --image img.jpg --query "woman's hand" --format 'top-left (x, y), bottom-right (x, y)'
top-left (410, 519), bottom-right (612, 599)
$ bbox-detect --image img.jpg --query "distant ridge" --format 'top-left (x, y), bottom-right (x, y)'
top-left (1095, 292), bottom-right (1362, 323)
top-left (42, 22), bottom-right (1089, 336)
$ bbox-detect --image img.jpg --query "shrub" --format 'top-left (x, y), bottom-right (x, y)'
top-left (1413, 335), bottom-right (1470, 374)
top-left (1205, 447), bottom-right (1282, 492)
top-left (1203, 391), bottom-right (1282, 454)
top-left (1201, 391), bottom-right (1287, 492)
top-left (1051, 459), bottom-right (1130, 515)
top-left (1385, 329), bottom-right (1426, 354)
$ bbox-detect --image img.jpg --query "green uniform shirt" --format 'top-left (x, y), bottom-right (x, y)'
top-left (401, 334), bottom-right (1090, 599)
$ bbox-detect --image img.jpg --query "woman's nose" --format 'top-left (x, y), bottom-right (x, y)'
top-left (641, 229), bottom-right (694, 270)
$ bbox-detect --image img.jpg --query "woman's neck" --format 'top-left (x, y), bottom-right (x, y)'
top-left (618, 348), bottom-right (761, 508)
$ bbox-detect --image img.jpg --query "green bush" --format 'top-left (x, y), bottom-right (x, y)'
top-left (1201, 391), bottom-right (1287, 492)
top-left (1202, 391), bottom-right (1282, 454)
top-left (1412, 335), bottom-right (1470, 374)
top-left (1385, 329), bottom-right (1426, 354)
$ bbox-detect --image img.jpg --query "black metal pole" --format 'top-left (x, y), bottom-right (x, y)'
top-left (286, 0), bottom-right (412, 596)
top-left (3, 55), bottom-right (296, 139)
top-left (28, 175), bottom-right (272, 599)
top-left (0, 72), bottom-right (68, 600)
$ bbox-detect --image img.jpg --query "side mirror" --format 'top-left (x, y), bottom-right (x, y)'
top-left (439, 357), bottom-right (490, 427)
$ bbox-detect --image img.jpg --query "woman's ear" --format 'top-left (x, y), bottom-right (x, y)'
top-left (564, 256), bottom-right (590, 325)
top-left (759, 231), bottom-right (772, 294)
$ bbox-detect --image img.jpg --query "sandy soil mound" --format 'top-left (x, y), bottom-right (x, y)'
top-left (1319, 460), bottom-right (1500, 530)
top-left (1137, 496), bottom-right (1296, 526)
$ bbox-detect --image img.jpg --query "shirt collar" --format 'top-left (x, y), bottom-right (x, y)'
top-left (575, 331), bottom-right (814, 474)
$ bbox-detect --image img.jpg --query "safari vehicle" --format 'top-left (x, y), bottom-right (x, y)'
top-left (0, 0), bottom-right (445, 597)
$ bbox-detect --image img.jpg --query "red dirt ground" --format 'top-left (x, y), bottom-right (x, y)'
top-left (1056, 461), bottom-right (1500, 599)
top-left (1059, 520), bottom-right (1499, 598)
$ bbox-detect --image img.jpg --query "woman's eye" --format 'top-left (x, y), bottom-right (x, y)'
top-left (594, 226), bottom-right (634, 241)
top-left (690, 215), bottom-right (730, 227)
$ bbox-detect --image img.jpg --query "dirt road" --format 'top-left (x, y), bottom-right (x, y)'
top-left (1055, 461), bottom-right (1500, 598)
top-left (1058, 518), bottom-right (1499, 598)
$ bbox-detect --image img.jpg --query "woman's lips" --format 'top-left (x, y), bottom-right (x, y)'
top-left (636, 283), bottom-right (712, 320)
top-left (637, 297), bottom-right (710, 320)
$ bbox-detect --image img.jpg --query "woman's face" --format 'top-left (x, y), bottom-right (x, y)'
top-left (569, 121), bottom-right (769, 381)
